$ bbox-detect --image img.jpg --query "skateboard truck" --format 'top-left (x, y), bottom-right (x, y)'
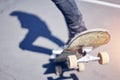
top-left (77, 54), bottom-right (100, 63)
top-left (50, 49), bottom-right (63, 59)
top-left (51, 46), bottom-right (92, 59)
top-left (77, 47), bottom-right (100, 63)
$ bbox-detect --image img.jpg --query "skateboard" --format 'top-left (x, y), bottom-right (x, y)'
top-left (51, 28), bottom-right (110, 75)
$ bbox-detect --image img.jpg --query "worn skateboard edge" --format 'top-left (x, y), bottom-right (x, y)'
top-left (67, 28), bottom-right (110, 51)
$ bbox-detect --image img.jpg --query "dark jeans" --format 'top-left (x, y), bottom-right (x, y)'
top-left (52, 0), bottom-right (87, 43)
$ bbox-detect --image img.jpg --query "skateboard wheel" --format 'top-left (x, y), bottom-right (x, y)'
top-left (77, 63), bottom-right (85, 72)
top-left (55, 66), bottom-right (62, 76)
top-left (98, 52), bottom-right (109, 64)
top-left (67, 55), bottom-right (77, 69)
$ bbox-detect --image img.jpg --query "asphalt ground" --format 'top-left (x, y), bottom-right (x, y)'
top-left (0, 0), bottom-right (120, 80)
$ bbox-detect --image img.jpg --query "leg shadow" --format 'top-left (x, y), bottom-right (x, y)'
top-left (10, 11), bottom-right (79, 80)
top-left (10, 11), bottom-right (64, 55)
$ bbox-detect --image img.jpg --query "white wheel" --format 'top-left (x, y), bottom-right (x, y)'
top-left (67, 55), bottom-right (77, 69)
top-left (98, 52), bottom-right (109, 64)
top-left (78, 63), bottom-right (85, 72)
top-left (55, 66), bottom-right (62, 76)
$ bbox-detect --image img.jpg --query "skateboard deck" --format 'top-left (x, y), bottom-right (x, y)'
top-left (55, 29), bottom-right (110, 62)
top-left (54, 29), bottom-right (110, 75)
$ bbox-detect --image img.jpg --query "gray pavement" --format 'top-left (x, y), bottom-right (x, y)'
top-left (0, 0), bottom-right (120, 80)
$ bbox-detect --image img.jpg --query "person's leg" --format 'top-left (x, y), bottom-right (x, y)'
top-left (52, 0), bottom-right (87, 44)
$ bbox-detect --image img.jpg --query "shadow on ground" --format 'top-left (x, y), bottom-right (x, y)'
top-left (47, 74), bottom-right (79, 80)
top-left (10, 11), bottom-right (64, 55)
top-left (10, 11), bottom-right (79, 80)
top-left (43, 60), bottom-right (79, 80)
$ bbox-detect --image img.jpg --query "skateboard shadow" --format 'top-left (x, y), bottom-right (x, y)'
top-left (47, 74), bottom-right (79, 80)
top-left (10, 11), bottom-right (64, 55)
top-left (43, 60), bottom-right (79, 80)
